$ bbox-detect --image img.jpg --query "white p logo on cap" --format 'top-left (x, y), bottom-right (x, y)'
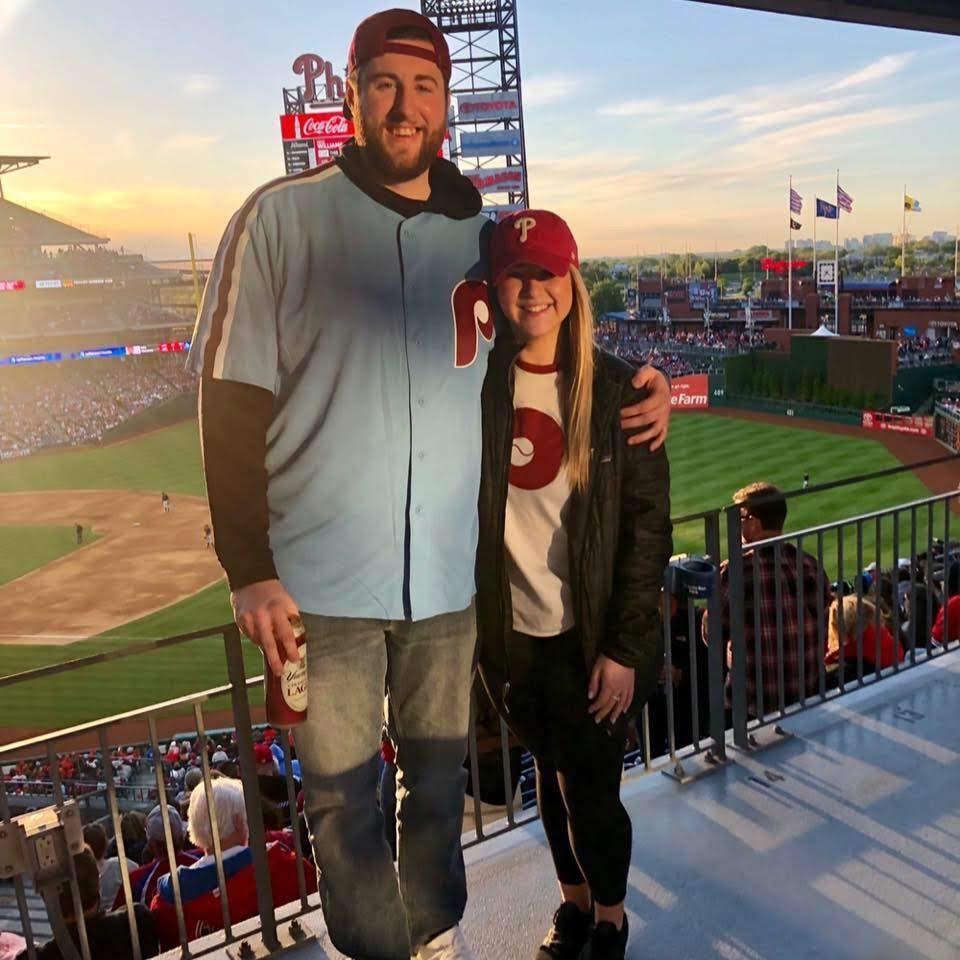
top-left (515, 216), bottom-right (537, 244)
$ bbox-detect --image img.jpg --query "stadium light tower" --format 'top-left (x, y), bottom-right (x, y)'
top-left (421, 0), bottom-right (530, 218)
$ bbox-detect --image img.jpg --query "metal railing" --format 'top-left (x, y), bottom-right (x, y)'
top-left (2, 458), bottom-right (958, 956)
top-left (0, 624), bottom-right (317, 960)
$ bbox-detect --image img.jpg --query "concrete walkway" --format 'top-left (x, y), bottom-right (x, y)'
top-left (300, 650), bottom-right (960, 960)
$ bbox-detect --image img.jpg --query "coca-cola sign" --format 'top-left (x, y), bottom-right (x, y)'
top-left (280, 112), bottom-right (355, 142)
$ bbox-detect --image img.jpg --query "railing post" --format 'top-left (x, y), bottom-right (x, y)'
top-left (725, 504), bottom-right (750, 749)
top-left (704, 511), bottom-right (727, 761)
top-left (223, 624), bottom-right (279, 951)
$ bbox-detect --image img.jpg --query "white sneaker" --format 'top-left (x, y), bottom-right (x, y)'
top-left (413, 924), bottom-right (476, 960)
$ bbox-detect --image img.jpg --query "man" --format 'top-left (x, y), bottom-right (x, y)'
top-left (189, 9), bottom-right (670, 960)
top-left (150, 778), bottom-right (313, 951)
top-left (17, 845), bottom-right (159, 960)
top-left (113, 805), bottom-right (199, 910)
top-left (702, 482), bottom-right (831, 718)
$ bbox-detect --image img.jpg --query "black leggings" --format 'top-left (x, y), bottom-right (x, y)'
top-left (506, 629), bottom-right (632, 906)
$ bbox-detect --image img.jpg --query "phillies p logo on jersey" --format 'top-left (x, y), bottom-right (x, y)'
top-left (451, 279), bottom-right (494, 368)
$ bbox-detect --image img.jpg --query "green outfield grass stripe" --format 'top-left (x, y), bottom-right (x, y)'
top-left (0, 421), bottom-right (206, 497)
top-left (0, 526), bottom-right (101, 586)
top-left (0, 413), bottom-right (939, 732)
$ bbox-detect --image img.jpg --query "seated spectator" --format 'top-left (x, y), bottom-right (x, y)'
top-left (16, 845), bottom-right (159, 960)
top-left (83, 822), bottom-right (137, 912)
top-left (150, 777), bottom-right (315, 949)
top-left (113, 805), bottom-right (199, 910)
top-left (931, 563), bottom-right (960, 645)
top-left (176, 766), bottom-right (204, 815)
top-left (826, 595), bottom-right (903, 672)
top-left (702, 482), bottom-right (831, 717)
top-left (106, 811), bottom-right (148, 866)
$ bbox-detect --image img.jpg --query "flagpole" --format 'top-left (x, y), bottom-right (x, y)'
top-left (834, 168), bottom-right (840, 333)
top-left (813, 208), bottom-right (817, 285)
top-left (954, 223), bottom-right (958, 290)
top-left (788, 175), bottom-right (793, 331)
top-left (902, 184), bottom-right (907, 281)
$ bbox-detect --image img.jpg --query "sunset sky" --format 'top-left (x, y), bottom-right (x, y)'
top-left (2, 0), bottom-right (958, 261)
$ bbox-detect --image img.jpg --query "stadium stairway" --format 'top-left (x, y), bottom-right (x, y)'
top-left (0, 876), bottom-right (51, 943)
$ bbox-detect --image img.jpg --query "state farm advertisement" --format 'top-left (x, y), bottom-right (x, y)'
top-left (671, 374), bottom-right (709, 410)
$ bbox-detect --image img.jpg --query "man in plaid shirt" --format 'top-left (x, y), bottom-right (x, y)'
top-left (703, 482), bottom-right (831, 718)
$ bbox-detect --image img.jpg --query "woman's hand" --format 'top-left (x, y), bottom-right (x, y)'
top-left (588, 655), bottom-right (635, 725)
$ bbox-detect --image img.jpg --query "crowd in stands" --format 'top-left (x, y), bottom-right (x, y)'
top-left (596, 328), bottom-right (771, 378)
top-left (895, 334), bottom-right (958, 367)
top-left (0, 354), bottom-right (197, 459)
top-left (5, 728), bottom-right (313, 959)
top-left (1, 300), bottom-right (182, 336)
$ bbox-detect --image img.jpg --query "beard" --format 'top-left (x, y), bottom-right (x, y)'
top-left (354, 109), bottom-right (446, 184)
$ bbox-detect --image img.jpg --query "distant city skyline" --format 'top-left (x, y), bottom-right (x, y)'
top-left (1, 0), bottom-right (959, 260)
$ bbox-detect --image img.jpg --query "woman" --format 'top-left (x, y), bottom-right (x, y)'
top-left (826, 594), bottom-right (904, 673)
top-left (476, 210), bottom-right (672, 960)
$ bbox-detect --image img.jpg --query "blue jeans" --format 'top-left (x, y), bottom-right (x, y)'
top-left (296, 603), bottom-right (475, 959)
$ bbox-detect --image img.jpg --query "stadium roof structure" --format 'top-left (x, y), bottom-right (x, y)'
top-left (687, 0), bottom-right (960, 35)
top-left (0, 197), bottom-right (109, 249)
top-left (0, 155), bottom-right (50, 199)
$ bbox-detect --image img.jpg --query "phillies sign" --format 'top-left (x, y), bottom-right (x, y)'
top-left (292, 54), bottom-right (345, 102)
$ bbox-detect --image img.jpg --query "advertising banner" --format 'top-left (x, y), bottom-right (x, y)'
top-left (283, 139), bottom-right (314, 173)
top-left (670, 374), bottom-right (710, 410)
top-left (459, 130), bottom-right (522, 157)
top-left (735, 308), bottom-right (774, 322)
top-left (862, 411), bottom-right (932, 437)
top-left (482, 203), bottom-right (523, 222)
top-left (0, 280), bottom-right (25, 292)
top-left (280, 112), bottom-right (354, 169)
top-left (463, 166), bottom-right (524, 195)
top-left (457, 91), bottom-right (521, 121)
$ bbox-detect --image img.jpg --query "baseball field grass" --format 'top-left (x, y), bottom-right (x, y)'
top-left (0, 414), bottom-right (938, 733)
top-left (0, 526), bottom-right (101, 587)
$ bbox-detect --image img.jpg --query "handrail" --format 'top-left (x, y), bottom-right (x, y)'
top-left (0, 622), bottom-right (235, 689)
top-left (672, 451), bottom-right (959, 526)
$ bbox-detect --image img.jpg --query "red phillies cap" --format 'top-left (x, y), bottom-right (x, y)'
top-left (490, 210), bottom-right (580, 286)
top-left (345, 9), bottom-right (451, 118)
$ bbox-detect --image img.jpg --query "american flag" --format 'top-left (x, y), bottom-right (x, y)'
top-left (790, 188), bottom-right (803, 214)
top-left (837, 184), bottom-right (854, 213)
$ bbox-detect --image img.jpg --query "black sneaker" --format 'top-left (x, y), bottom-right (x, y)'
top-left (535, 901), bottom-right (593, 960)
top-left (582, 915), bottom-right (628, 960)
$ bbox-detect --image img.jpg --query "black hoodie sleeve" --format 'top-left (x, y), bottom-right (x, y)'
top-left (603, 381), bottom-right (674, 680)
top-left (199, 376), bottom-right (278, 591)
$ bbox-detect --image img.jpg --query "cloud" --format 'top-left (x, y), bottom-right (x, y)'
top-left (0, 120), bottom-right (45, 129)
top-left (0, 0), bottom-right (31, 36)
top-left (522, 74), bottom-right (579, 108)
top-left (823, 53), bottom-right (915, 93)
top-left (180, 73), bottom-right (220, 97)
top-left (163, 132), bottom-right (220, 150)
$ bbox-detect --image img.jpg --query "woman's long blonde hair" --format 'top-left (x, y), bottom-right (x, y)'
top-left (560, 267), bottom-right (595, 493)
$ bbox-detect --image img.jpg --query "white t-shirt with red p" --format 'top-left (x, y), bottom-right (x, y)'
top-left (505, 359), bottom-right (574, 637)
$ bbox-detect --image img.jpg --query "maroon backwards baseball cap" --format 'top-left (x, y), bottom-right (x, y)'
top-left (490, 210), bottom-right (580, 286)
top-left (344, 9), bottom-right (451, 118)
